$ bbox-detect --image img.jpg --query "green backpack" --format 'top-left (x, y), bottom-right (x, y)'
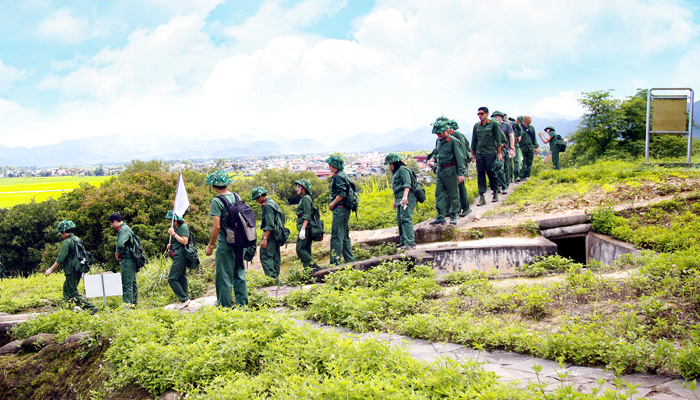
top-left (70, 236), bottom-right (93, 274)
top-left (409, 170), bottom-right (427, 203)
top-left (272, 208), bottom-right (291, 245)
top-left (308, 201), bottom-right (325, 242)
top-left (347, 180), bottom-right (360, 215)
top-left (128, 232), bottom-right (147, 272)
top-left (556, 136), bottom-right (567, 153)
top-left (184, 231), bottom-right (200, 269)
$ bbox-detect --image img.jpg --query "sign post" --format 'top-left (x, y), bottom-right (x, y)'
top-left (84, 273), bottom-right (123, 308)
top-left (645, 88), bottom-right (695, 163)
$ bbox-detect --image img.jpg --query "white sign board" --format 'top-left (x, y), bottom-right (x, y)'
top-left (84, 273), bottom-right (123, 298)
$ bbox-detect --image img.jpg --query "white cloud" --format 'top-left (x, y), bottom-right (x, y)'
top-left (533, 91), bottom-right (585, 119)
top-left (674, 45), bottom-right (700, 91)
top-left (36, 9), bottom-right (91, 44)
top-left (0, 62), bottom-right (28, 93)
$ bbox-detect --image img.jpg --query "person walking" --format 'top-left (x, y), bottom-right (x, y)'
top-left (539, 126), bottom-right (563, 170)
top-left (108, 212), bottom-right (139, 306)
top-left (165, 210), bottom-right (190, 308)
top-left (446, 119), bottom-right (472, 217)
top-left (251, 186), bottom-right (283, 285)
top-left (204, 170), bottom-right (248, 308)
top-left (294, 179), bottom-right (320, 272)
top-left (492, 110), bottom-right (514, 194)
top-left (326, 155), bottom-right (355, 265)
top-left (385, 153), bottom-right (416, 248)
top-left (471, 107), bottom-right (503, 205)
top-left (45, 220), bottom-right (98, 314)
top-left (430, 118), bottom-right (466, 225)
top-left (515, 115), bottom-right (538, 181)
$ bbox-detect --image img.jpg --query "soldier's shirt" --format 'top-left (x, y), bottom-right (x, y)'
top-left (330, 170), bottom-right (352, 207)
top-left (116, 223), bottom-right (134, 259)
top-left (172, 223), bottom-right (190, 255)
top-left (519, 124), bottom-right (539, 149)
top-left (55, 233), bottom-right (77, 275)
top-left (209, 193), bottom-right (237, 245)
top-left (435, 136), bottom-right (466, 176)
top-left (471, 119), bottom-right (502, 155)
top-left (261, 198), bottom-right (282, 233)
top-left (296, 195), bottom-right (313, 223)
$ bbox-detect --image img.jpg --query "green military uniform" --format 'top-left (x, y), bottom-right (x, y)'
top-left (56, 234), bottom-right (97, 313)
top-left (391, 164), bottom-right (416, 246)
top-left (329, 168), bottom-right (355, 265)
top-left (449, 129), bottom-right (472, 215)
top-left (546, 127), bottom-right (562, 170)
top-left (168, 221), bottom-right (190, 303)
top-left (492, 119), bottom-right (509, 192)
top-left (116, 223), bottom-right (138, 305)
top-left (296, 193), bottom-right (318, 270)
top-left (259, 197), bottom-right (283, 284)
top-left (471, 119), bottom-right (502, 198)
top-left (209, 194), bottom-right (248, 307)
top-left (433, 129), bottom-right (466, 223)
top-left (513, 121), bottom-right (523, 179)
top-left (516, 117), bottom-right (538, 180)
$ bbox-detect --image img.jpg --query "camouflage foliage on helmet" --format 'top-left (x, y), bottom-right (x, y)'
top-left (384, 152), bottom-right (402, 165)
top-left (250, 186), bottom-right (268, 201)
top-left (545, 126), bottom-right (556, 132)
top-left (491, 110), bottom-right (504, 117)
top-left (56, 220), bottom-right (77, 232)
top-left (205, 170), bottom-right (234, 187)
top-left (447, 119), bottom-right (459, 130)
top-left (294, 179), bottom-right (312, 194)
top-left (432, 117), bottom-right (449, 134)
top-left (325, 154), bottom-right (345, 170)
top-left (164, 210), bottom-right (185, 222)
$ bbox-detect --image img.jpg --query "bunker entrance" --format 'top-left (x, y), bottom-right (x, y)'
top-left (549, 235), bottom-right (587, 265)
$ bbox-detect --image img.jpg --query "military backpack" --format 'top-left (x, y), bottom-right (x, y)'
top-left (184, 231), bottom-right (200, 269)
top-left (217, 193), bottom-right (257, 248)
top-left (70, 236), bottom-right (93, 274)
top-left (128, 232), bottom-right (147, 272)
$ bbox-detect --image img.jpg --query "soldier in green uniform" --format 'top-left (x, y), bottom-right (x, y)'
top-left (471, 107), bottom-right (504, 205)
top-left (429, 118), bottom-right (466, 225)
top-left (539, 126), bottom-right (563, 170)
top-left (492, 110), bottom-right (514, 194)
top-left (515, 115), bottom-right (539, 181)
top-left (165, 210), bottom-right (190, 307)
top-left (446, 119), bottom-right (472, 216)
top-left (45, 220), bottom-right (98, 314)
top-left (385, 153), bottom-right (416, 248)
top-left (252, 186), bottom-right (283, 285)
top-left (108, 212), bottom-right (138, 306)
top-left (326, 155), bottom-right (355, 265)
top-left (204, 170), bottom-right (248, 308)
top-left (294, 179), bottom-right (320, 271)
top-left (510, 116), bottom-right (523, 180)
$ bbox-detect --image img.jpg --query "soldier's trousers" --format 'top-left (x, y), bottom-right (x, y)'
top-left (168, 252), bottom-right (189, 302)
top-left (504, 152), bottom-right (514, 183)
top-left (551, 150), bottom-right (561, 170)
top-left (63, 273), bottom-right (97, 313)
top-left (120, 257), bottom-right (138, 305)
top-left (519, 147), bottom-right (534, 179)
top-left (396, 194), bottom-right (416, 246)
top-left (435, 166), bottom-right (460, 220)
top-left (215, 244), bottom-right (248, 308)
top-left (296, 233), bottom-right (317, 269)
top-left (514, 147), bottom-right (522, 178)
top-left (475, 153), bottom-right (498, 194)
top-left (260, 236), bottom-right (281, 283)
top-left (330, 207), bottom-right (354, 265)
top-left (458, 179), bottom-right (470, 213)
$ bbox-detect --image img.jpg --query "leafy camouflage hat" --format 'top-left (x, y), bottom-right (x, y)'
top-left (205, 170), bottom-right (233, 187)
top-left (164, 210), bottom-right (184, 222)
top-left (294, 179), bottom-right (312, 194)
top-left (491, 110), bottom-right (504, 117)
top-left (545, 126), bottom-right (556, 132)
top-left (491, 159), bottom-right (503, 172)
top-left (325, 154), bottom-right (344, 170)
top-left (56, 219), bottom-right (76, 232)
top-left (517, 115), bottom-right (525, 123)
top-left (447, 119), bottom-right (459, 130)
top-left (431, 118), bottom-right (449, 134)
top-left (384, 152), bottom-right (402, 164)
top-left (250, 186), bottom-right (268, 201)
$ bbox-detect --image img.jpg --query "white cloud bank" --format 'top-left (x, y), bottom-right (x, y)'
top-left (1, 0), bottom-right (698, 147)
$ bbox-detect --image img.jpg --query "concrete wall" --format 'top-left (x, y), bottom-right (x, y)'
top-left (421, 237), bottom-right (558, 276)
top-left (586, 232), bottom-right (640, 265)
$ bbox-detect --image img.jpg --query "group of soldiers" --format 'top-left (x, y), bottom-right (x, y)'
top-left (426, 108), bottom-right (562, 225)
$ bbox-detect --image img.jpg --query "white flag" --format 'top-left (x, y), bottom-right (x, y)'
top-left (173, 172), bottom-right (190, 218)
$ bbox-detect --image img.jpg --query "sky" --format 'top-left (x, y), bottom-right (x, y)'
top-left (1, 0), bottom-right (699, 148)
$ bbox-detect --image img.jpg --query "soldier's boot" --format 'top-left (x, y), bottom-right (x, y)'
top-left (492, 191), bottom-right (499, 202)
top-left (477, 195), bottom-right (486, 206)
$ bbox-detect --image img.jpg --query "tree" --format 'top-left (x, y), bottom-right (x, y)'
top-left (568, 90), bottom-right (622, 165)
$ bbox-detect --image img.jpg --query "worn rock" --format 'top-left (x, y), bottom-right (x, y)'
top-left (159, 389), bottom-right (183, 400)
top-left (63, 331), bottom-right (93, 344)
top-left (0, 340), bottom-right (22, 355)
top-left (20, 333), bottom-right (56, 352)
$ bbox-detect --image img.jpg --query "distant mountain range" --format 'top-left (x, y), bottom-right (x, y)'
top-left (2, 108), bottom-right (698, 168)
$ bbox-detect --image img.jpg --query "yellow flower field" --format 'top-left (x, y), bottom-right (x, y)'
top-left (0, 176), bottom-right (111, 208)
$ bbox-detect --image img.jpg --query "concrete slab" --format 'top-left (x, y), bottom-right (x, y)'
top-left (480, 350), bottom-right (534, 365)
top-left (618, 373), bottom-right (674, 388)
top-left (506, 357), bottom-right (565, 377)
top-left (659, 379), bottom-right (700, 398)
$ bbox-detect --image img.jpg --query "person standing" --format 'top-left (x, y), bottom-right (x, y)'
top-left (447, 119), bottom-right (472, 217)
top-left (204, 170), bottom-right (248, 308)
top-left (510, 116), bottom-right (523, 180)
top-left (515, 115), bottom-right (538, 181)
top-left (251, 186), bottom-right (283, 285)
top-left (326, 155), bottom-right (355, 265)
top-left (492, 110), bottom-right (515, 194)
top-left (471, 107), bottom-right (503, 205)
top-left (165, 210), bottom-right (190, 307)
top-left (539, 126), bottom-right (563, 170)
top-left (385, 153), bottom-right (416, 248)
top-left (45, 220), bottom-right (98, 314)
top-left (430, 118), bottom-right (466, 225)
top-left (294, 179), bottom-right (320, 272)
top-left (108, 212), bottom-right (139, 306)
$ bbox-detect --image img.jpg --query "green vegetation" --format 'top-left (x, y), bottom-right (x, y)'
top-left (0, 176), bottom-right (110, 208)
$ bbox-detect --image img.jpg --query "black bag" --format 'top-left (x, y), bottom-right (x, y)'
top-left (184, 231), bottom-right (200, 269)
top-left (70, 236), bottom-right (93, 274)
top-left (347, 180), bottom-right (360, 215)
top-left (272, 207), bottom-right (291, 245)
top-left (556, 136), bottom-right (567, 153)
top-left (128, 232), bottom-right (147, 273)
top-left (218, 194), bottom-right (257, 248)
top-left (409, 170), bottom-right (427, 203)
